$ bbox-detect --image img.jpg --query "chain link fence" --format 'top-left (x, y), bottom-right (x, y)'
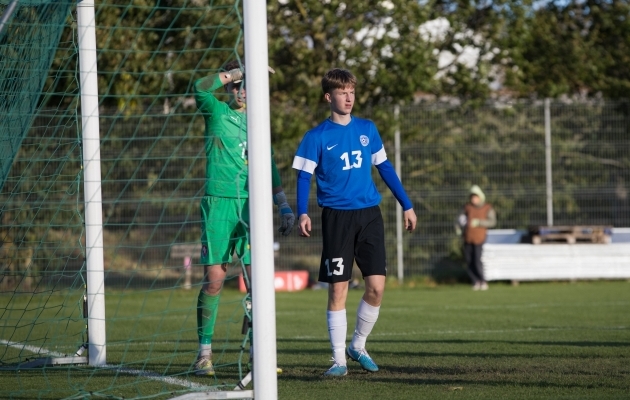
top-left (5, 101), bottom-right (629, 289)
top-left (271, 100), bottom-right (630, 278)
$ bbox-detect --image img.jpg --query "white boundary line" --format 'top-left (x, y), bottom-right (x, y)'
top-left (1, 339), bottom-right (66, 357)
top-left (0, 339), bottom-right (211, 390)
top-left (98, 365), bottom-right (210, 389)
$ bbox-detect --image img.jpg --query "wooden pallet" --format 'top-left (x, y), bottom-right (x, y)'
top-left (529, 225), bottom-right (612, 245)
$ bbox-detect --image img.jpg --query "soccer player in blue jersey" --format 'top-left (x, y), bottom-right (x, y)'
top-left (292, 68), bottom-right (417, 376)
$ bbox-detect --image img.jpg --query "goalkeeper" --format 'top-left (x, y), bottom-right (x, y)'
top-left (192, 59), bottom-right (295, 376)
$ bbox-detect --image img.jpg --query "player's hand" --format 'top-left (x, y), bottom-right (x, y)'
top-left (470, 218), bottom-right (480, 227)
top-left (298, 214), bottom-right (311, 237)
top-left (227, 66), bottom-right (275, 82)
top-left (404, 209), bottom-right (417, 232)
top-left (273, 191), bottom-right (295, 236)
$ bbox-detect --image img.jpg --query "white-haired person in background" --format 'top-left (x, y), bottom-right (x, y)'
top-left (455, 185), bottom-right (497, 290)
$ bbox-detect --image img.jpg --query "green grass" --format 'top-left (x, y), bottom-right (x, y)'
top-left (1, 280), bottom-right (629, 399)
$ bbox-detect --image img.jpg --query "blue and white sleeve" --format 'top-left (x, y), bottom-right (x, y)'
top-left (370, 123), bottom-right (387, 166)
top-left (296, 170), bottom-right (312, 216)
top-left (292, 132), bottom-right (319, 215)
top-left (292, 132), bottom-right (319, 174)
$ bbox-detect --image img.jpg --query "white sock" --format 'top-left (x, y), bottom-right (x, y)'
top-left (199, 344), bottom-right (212, 358)
top-left (350, 299), bottom-right (380, 351)
top-left (327, 309), bottom-right (347, 366)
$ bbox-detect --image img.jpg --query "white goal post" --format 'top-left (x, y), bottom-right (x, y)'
top-left (78, 0), bottom-right (107, 367)
top-left (243, 0), bottom-right (279, 398)
top-left (74, 0), bottom-right (278, 397)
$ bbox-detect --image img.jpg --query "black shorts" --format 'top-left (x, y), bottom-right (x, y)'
top-left (318, 206), bottom-right (387, 283)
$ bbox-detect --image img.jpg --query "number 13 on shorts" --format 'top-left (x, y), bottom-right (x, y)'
top-left (326, 258), bottom-right (345, 276)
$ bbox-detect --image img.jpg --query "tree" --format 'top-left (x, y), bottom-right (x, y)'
top-left (266, 0), bottom-right (436, 142)
top-left (503, 0), bottom-right (630, 98)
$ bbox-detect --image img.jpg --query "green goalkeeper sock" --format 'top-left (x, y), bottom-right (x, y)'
top-left (197, 291), bottom-right (220, 345)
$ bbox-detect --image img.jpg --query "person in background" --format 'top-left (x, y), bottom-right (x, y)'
top-left (455, 185), bottom-right (496, 291)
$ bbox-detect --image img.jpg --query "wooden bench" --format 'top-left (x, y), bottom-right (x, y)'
top-left (529, 225), bottom-right (612, 245)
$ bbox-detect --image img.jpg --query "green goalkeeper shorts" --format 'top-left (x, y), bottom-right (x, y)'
top-left (200, 195), bottom-right (250, 265)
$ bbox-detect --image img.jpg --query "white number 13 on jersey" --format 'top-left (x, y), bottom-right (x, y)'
top-left (341, 151), bottom-right (362, 170)
top-left (326, 258), bottom-right (345, 276)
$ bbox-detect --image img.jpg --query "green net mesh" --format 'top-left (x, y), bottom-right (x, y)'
top-left (1, 1), bottom-right (258, 398)
top-left (0, 0), bottom-right (74, 192)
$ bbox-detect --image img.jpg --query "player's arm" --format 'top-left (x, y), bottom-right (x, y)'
top-left (292, 132), bottom-right (318, 238)
top-left (455, 208), bottom-right (467, 235)
top-left (195, 68), bottom-right (243, 92)
top-left (476, 208), bottom-right (497, 228)
top-left (193, 67), bottom-right (245, 113)
top-left (271, 157), bottom-right (295, 236)
top-left (195, 65), bottom-right (273, 93)
top-left (375, 159), bottom-right (417, 231)
top-left (193, 75), bottom-right (225, 113)
top-left (295, 170), bottom-right (312, 237)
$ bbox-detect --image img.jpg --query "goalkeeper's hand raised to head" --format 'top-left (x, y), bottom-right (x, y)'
top-left (273, 191), bottom-right (295, 236)
top-left (226, 66), bottom-right (276, 83)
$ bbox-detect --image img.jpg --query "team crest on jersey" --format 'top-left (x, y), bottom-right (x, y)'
top-left (359, 135), bottom-right (369, 146)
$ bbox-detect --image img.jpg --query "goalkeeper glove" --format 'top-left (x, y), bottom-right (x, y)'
top-left (227, 66), bottom-right (276, 83)
top-left (273, 191), bottom-right (295, 236)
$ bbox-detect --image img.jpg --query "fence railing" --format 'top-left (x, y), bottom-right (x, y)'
top-left (3, 100), bottom-right (629, 288)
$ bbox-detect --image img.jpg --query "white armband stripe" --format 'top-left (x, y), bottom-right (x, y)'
top-left (372, 146), bottom-right (387, 165)
top-left (292, 156), bottom-right (317, 174)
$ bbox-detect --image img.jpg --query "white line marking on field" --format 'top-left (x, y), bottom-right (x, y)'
top-left (0, 340), bottom-right (65, 357)
top-left (99, 365), bottom-right (210, 389)
top-left (1, 339), bottom-right (211, 389)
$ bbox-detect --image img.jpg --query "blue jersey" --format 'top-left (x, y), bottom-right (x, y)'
top-left (292, 116), bottom-right (387, 210)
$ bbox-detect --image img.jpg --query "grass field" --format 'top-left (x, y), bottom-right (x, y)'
top-left (1, 280), bottom-right (629, 399)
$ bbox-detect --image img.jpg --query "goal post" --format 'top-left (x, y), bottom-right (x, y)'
top-left (243, 0), bottom-right (279, 396)
top-left (77, 0), bottom-right (106, 367)
top-left (1, 0), bottom-right (278, 397)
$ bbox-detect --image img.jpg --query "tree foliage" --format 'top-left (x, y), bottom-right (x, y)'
top-left (503, 0), bottom-right (630, 98)
top-left (70, 0), bottom-right (630, 115)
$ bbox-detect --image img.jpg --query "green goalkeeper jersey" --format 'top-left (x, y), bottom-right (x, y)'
top-left (194, 75), bottom-right (281, 198)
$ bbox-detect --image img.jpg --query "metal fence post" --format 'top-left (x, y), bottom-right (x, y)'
top-left (394, 105), bottom-right (404, 284)
top-left (545, 98), bottom-right (553, 226)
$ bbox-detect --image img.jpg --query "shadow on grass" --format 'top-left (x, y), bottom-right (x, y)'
top-left (277, 337), bottom-right (630, 348)
top-left (278, 364), bottom-right (630, 390)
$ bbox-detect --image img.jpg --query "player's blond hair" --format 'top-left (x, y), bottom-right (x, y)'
top-left (321, 68), bottom-right (357, 94)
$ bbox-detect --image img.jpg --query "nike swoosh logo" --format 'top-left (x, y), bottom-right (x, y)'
top-left (230, 116), bottom-right (239, 123)
top-left (327, 144), bottom-right (338, 150)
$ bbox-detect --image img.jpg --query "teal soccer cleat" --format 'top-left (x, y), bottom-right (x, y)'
top-left (346, 347), bottom-right (379, 372)
top-left (323, 360), bottom-right (348, 377)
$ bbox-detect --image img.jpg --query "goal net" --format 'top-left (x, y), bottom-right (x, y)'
top-left (0, 0), bottom-right (265, 398)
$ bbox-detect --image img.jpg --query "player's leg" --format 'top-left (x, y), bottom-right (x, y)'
top-left (464, 242), bottom-right (481, 289)
top-left (194, 196), bottom-right (239, 375)
top-left (348, 206), bottom-right (385, 372)
top-left (195, 263), bottom-right (227, 375)
top-left (474, 244), bottom-right (488, 290)
top-left (319, 207), bottom-right (355, 376)
top-left (323, 281), bottom-right (350, 376)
